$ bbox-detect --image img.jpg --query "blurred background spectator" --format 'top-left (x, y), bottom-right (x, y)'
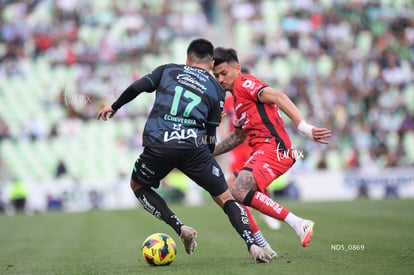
top-left (0, 0), bottom-right (413, 206)
top-left (55, 158), bottom-right (67, 178)
top-left (8, 178), bottom-right (28, 213)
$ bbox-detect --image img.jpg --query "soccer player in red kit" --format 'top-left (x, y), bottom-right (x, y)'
top-left (212, 47), bottom-right (331, 248)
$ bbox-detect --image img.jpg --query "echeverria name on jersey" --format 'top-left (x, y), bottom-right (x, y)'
top-left (164, 114), bottom-right (197, 125)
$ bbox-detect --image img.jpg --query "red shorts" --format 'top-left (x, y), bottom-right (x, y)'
top-left (230, 140), bottom-right (252, 173)
top-left (242, 144), bottom-right (295, 193)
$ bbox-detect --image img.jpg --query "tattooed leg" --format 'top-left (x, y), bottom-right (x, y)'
top-left (230, 170), bottom-right (258, 202)
top-left (233, 170), bottom-right (290, 221)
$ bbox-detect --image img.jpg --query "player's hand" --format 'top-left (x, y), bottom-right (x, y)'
top-left (97, 106), bottom-right (116, 121)
top-left (312, 127), bottom-right (331, 144)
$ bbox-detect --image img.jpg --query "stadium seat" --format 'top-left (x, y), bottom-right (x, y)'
top-left (316, 55), bottom-right (333, 77)
top-left (234, 21), bottom-right (253, 53)
top-left (401, 60), bottom-right (412, 82)
top-left (171, 39), bottom-right (188, 65)
top-left (357, 31), bottom-right (373, 55)
top-left (319, 0), bottom-right (333, 8)
top-left (367, 61), bottom-right (380, 79)
top-left (271, 57), bottom-right (292, 87)
top-left (254, 57), bottom-right (275, 84)
top-left (403, 132), bottom-right (414, 163)
top-left (325, 149), bottom-right (344, 170)
top-left (78, 25), bottom-right (103, 47)
top-left (380, 0), bottom-right (393, 7)
top-left (287, 49), bottom-right (302, 75)
top-left (391, 0), bottom-right (408, 9)
top-left (260, 0), bottom-right (280, 34)
top-left (404, 85), bottom-right (414, 113)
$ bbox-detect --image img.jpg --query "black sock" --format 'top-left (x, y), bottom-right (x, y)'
top-left (134, 188), bottom-right (183, 235)
top-left (223, 200), bottom-right (255, 250)
top-left (242, 190), bottom-right (256, 206)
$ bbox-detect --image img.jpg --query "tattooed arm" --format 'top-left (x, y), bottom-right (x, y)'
top-left (213, 127), bottom-right (246, 156)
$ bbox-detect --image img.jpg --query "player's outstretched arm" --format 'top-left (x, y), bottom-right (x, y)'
top-left (97, 106), bottom-right (116, 121)
top-left (298, 121), bottom-right (331, 144)
top-left (97, 67), bottom-right (160, 122)
top-left (258, 87), bottom-right (331, 144)
top-left (213, 127), bottom-right (246, 156)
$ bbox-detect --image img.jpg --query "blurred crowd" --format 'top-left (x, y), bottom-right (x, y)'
top-left (226, 0), bottom-right (414, 171)
top-left (1, 0), bottom-right (414, 184)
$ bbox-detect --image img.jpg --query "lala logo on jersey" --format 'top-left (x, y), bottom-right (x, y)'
top-left (164, 128), bottom-right (198, 142)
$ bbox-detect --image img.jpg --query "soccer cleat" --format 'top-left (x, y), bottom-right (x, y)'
top-left (264, 245), bottom-right (278, 259)
top-left (249, 244), bottom-right (272, 263)
top-left (180, 225), bottom-right (198, 254)
top-left (297, 219), bottom-right (315, 247)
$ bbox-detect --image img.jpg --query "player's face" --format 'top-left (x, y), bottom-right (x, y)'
top-left (213, 62), bottom-right (240, 92)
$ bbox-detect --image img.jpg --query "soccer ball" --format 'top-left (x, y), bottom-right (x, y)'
top-left (141, 233), bottom-right (177, 266)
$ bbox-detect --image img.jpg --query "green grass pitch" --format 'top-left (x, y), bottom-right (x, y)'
top-left (1, 199), bottom-right (413, 274)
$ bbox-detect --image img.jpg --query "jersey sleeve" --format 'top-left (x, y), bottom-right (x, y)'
top-left (111, 65), bottom-right (164, 111)
top-left (206, 89), bottom-right (225, 127)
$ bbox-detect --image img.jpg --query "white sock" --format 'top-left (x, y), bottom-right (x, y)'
top-left (284, 212), bottom-right (303, 229)
top-left (254, 231), bottom-right (269, 248)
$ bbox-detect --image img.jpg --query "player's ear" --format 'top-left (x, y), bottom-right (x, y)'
top-left (234, 63), bottom-right (241, 73)
top-left (185, 59), bottom-right (190, 65)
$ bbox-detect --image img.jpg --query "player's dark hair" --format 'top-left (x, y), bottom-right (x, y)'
top-left (241, 67), bottom-right (250, 74)
top-left (213, 47), bottom-right (239, 67)
top-left (187, 38), bottom-right (214, 64)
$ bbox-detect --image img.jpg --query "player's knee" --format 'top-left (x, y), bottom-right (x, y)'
top-left (212, 190), bottom-right (233, 208)
top-left (229, 184), bottom-right (246, 203)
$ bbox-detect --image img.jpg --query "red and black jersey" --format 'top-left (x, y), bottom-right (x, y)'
top-left (233, 74), bottom-right (293, 152)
